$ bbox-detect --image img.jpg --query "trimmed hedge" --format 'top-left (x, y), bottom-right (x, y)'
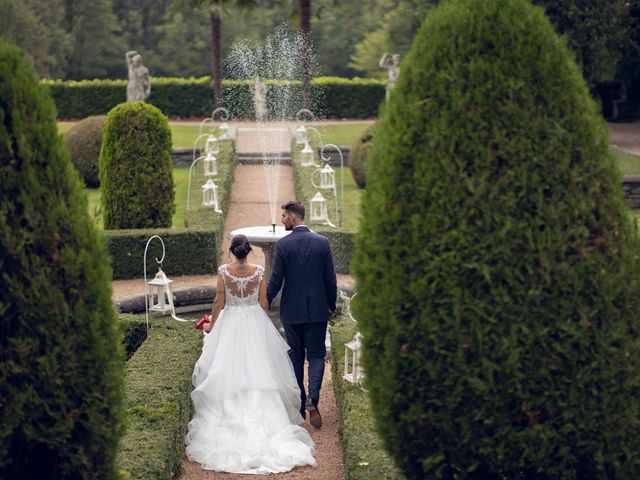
top-left (44, 77), bottom-right (385, 119)
top-left (0, 40), bottom-right (124, 479)
top-left (316, 77), bottom-right (385, 119)
top-left (320, 230), bottom-right (354, 274)
top-left (63, 115), bottom-right (106, 187)
top-left (329, 318), bottom-right (404, 480)
top-left (100, 101), bottom-right (175, 229)
top-left (121, 315), bottom-right (148, 360)
top-left (117, 315), bottom-right (202, 480)
top-left (353, 0), bottom-right (640, 478)
top-left (349, 124), bottom-right (375, 189)
top-left (103, 227), bottom-right (218, 280)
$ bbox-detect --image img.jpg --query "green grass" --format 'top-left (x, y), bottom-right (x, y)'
top-left (612, 147), bottom-right (640, 176)
top-left (58, 122), bottom-right (211, 148)
top-left (171, 124), bottom-right (217, 148)
top-left (337, 166), bottom-right (362, 232)
top-left (316, 123), bottom-right (372, 147)
top-left (57, 121), bottom-right (75, 135)
top-left (330, 317), bottom-right (405, 480)
top-left (59, 122), bottom-right (371, 149)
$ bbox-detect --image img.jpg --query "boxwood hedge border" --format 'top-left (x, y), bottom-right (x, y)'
top-left (44, 77), bottom-right (384, 119)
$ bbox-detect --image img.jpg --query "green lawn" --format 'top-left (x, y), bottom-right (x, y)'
top-left (612, 147), bottom-right (640, 176)
top-left (58, 122), bottom-right (214, 148)
top-left (58, 122), bottom-right (372, 149)
top-left (171, 124), bottom-right (218, 148)
top-left (316, 123), bottom-right (372, 147)
top-left (337, 166), bottom-right (362, 231)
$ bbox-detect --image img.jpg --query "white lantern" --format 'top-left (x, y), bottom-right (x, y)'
top-left (219, 122), bottom-right (230, 139)
top-left (205, 134), bottom-right (220, 155)
top-left (310, 191), bottom-right (329, 223)
top-left (300, 141), bottom-right (316, 167)
top-left (295, 125), bottom-right (307, 144)
top-left (202, 179), bottom-right (222, 213)
top-left (312, 163), bottom-right (336, 190)
top-left (204, 151), bottom-right (217, 177)
top-left (343, 331), bottom-right (365, 384)
top-left (147, 268), bottom-right (175, 315)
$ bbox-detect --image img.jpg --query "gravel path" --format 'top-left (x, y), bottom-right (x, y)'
top-left (178, 364), bottom-right (344, 480)
top-left (176, 124), bottom-right (346, 480)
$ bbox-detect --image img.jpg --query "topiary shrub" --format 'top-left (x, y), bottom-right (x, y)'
top-left (100, 101), bottom-right (175, 229)
top-left (349, 124), bottom-right (374, 189)
top-left (353, 0), bottom-right (640, 479)
top-left (0, 40), bottom-right (124, 479)
top-left (63, 115), bottom-right (106, 187)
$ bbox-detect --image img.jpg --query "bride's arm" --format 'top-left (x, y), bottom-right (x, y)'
top-left (258, 276), bottom-right (268, 311)
top-left (204, 274), bottom-right (225, 333)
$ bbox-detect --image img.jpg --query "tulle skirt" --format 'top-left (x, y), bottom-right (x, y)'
top-left (185, 304), bottom-right (316, 474)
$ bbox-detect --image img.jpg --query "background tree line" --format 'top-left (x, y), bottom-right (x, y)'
top-left (1, 0), bottom-right (638, 112)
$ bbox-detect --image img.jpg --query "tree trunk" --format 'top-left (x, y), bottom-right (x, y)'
top-left (210, 5), bottom-right (222, 109)
top-left (299, 0), bottom-right (311, 110)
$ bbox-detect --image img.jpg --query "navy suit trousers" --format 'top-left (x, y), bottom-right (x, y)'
top-left (283, 321), bottom-right (328, 417)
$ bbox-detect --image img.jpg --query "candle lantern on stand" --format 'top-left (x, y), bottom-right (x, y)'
top-left (143, 235), bottom-right (188, 332)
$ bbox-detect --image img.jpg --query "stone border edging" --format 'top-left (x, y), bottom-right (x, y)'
top-left (113, 282), bottom-right (356, 314)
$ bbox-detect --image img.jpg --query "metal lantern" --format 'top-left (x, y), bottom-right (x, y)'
top-left (300, 141), bottom-right (316, 167)
top-left (202, 179), bottom-right (222, 213)
top-left (143, 235), bottom-right (188, 330)
top-left (147, 268), bottom-right (175, 315)
top-left (219, 122), bottom-right (230, 139)
top-left (295, 125), bottom-right (307, 144)
top-left (204, 151), bottom-right (217, 177)
top-left (310, 191), bottom-right (329, 223)
top-left (312, 163), bottom-right (336, 190)
top-left (343, 331), bottom-right (365, 384)
top-left (205, 134), bottom-right (220, 155)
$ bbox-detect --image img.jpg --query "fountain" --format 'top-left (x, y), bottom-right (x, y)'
top-left (226, 28), bottom-right (319, 296)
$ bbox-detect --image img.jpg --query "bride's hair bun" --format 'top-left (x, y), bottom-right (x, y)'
top-left (230, 234), bottom-right (252, 259)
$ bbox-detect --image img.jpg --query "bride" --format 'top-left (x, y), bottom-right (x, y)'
top-left (185, 234), bottom-right (316, 474)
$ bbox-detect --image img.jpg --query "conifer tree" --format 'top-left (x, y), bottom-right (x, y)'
top-left (353, 0), bottom-right (640, 478)
top-left (0, 40), bottom-right (124, 479)
top-left (100, 101), bottom-right (175, 229)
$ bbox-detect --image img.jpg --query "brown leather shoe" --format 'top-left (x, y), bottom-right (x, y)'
top-left (306, 400), bottom-right (322, 429)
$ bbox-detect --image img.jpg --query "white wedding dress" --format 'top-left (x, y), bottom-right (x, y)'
top-left (185, 264), bottom-right (316, 474)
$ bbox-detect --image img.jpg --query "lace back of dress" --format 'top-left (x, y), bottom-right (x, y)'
top-left (221, 265), bottom-right (263, 306)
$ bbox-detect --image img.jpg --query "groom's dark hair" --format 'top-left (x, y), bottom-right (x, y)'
top-left (281, 201), bottom-right (305, 220)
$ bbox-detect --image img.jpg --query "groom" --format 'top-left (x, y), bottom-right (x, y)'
top-left (267, 201), bottom-right (337, 428)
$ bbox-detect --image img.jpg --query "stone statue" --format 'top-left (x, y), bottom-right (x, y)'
top-left (126, 51), bottom-right (150, 102)
top-left (254, 77), bottom-right (268, 122)
top-left (379, 53), bottom-right (401, 103)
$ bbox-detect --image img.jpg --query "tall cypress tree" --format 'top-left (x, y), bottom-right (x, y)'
top-left (0, 40), bottom-right (124, 479)
top-left (353, 0), bottom-right (640, 478)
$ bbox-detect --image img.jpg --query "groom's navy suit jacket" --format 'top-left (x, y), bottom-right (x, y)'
top-left (267, 226), bottom-right (337, 324)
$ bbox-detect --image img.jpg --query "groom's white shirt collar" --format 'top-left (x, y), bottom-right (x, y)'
top-left (293, 225), bottom-right (308, 231)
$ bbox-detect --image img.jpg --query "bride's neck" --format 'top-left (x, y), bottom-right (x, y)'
top-left (235, 258), bottom-right (247, 264)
